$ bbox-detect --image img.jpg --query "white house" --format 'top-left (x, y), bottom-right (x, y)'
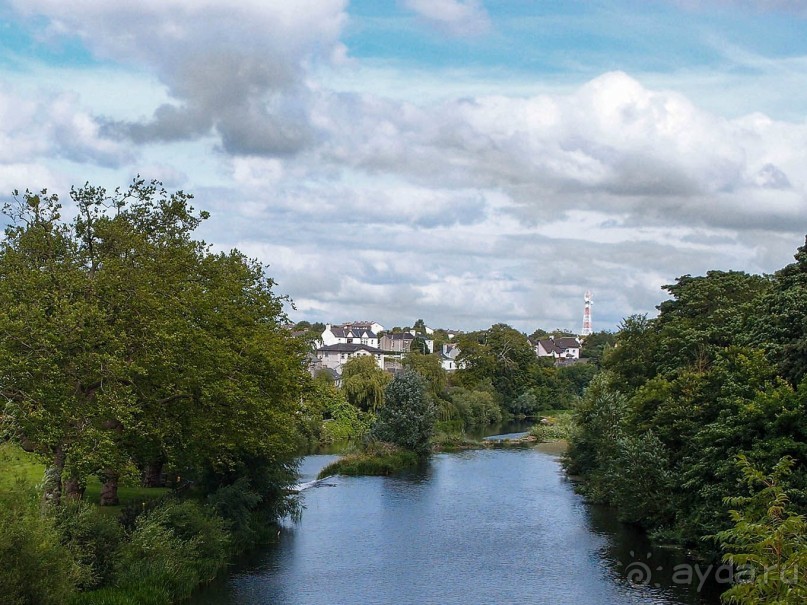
top-left (321, 323), bottom-right (380, 349)
top-left (315, 342), bottom-right (385, 372)
top-left (440, 343), bottom-right (464, 371)
top-left (534, 336), bottom-right (582, 360)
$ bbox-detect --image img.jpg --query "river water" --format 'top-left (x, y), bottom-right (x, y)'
top-left (190, 445), bottom-right (726, 605)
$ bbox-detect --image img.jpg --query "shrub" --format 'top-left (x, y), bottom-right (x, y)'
top-left (317, 443), bottom-right (421, 478)
top-left (54, 500), bottom-right (124, 590)
top-left (207, 477), bottom-right (262, 551)
top-left (113, 499), bottom-right (229, 600)
top-left (371, 371), bottom-right (435, 455)
top-left (0, 488), bottom-right (81, 605)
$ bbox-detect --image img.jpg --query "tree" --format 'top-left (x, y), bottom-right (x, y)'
top-left (752, 237), bottom-right (807, 387)
top-left (371, 371), bottom-right (435, 455)
top-left (0, 180), bottom-right (307, 505)
top-left (718, 456), bottom-right (807, 604)
top-left (402, 350), bottom-right (446, 398)
top-left (341, 356), bottom-right (390, 412)
top-left (456, 324), bottom-right (536, 406)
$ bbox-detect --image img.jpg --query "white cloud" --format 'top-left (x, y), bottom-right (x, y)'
top-left (10, 0), bottom-right (349, 154)
top-left (4, 2), bottom-right (807, 332)
top-left (402, 0), bottom-right (491, 35)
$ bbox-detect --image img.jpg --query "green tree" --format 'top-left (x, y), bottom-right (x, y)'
top-left (341, 356), bottom-right (390, 412)
top-left (457, 323), bottom-right (536, 407)
top-left (752, 237), bottom-right (807, 387)
top-left (0, 180), bottom-right (306, 506)
top-left (718, 456), bottom-right (807, 604)
top-left (402, 350), bottom-right (447, 399)
top-left (371, 370), bottom-right (435, 455)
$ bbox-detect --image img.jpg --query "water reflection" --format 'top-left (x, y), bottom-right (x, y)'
top-left (586, 505), bottom-right (727, 604)
top-left (191, 449), bottom-right (723, 605)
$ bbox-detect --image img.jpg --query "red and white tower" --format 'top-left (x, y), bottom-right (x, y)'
top-left (581, 290), bottom-right (593, 337)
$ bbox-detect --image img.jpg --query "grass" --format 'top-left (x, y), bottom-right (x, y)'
top-left (0, 442), bottom-right (46, 489)
top-left (430, 432), bottom-right (484, 452)
top-left (530, 412), bottom-right (575, 442)
top-left (0, 442), bottom-right (169, 511)
top-left (317, 443), bottom-right (422, 479)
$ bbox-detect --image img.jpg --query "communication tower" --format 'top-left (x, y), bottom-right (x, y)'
top-left (581, 290), bottom-right (593, 337)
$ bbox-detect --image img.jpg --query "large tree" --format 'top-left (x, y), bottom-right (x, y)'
top-left (0, 180), bottom-right (306, 505)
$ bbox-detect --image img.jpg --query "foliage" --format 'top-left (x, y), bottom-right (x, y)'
top-left (0, 487), bottom-right (81, 605)
top-left (580, 331), bottom-right (617, 366)
top-left (53, 500), bottom-right (124, 590)
top-left (112, 499), bottom-right (229, 601)
top-left (567, 250), bottom-right (807, 559)
top-left (529, 412), bottom-right (574, 443)
top-left (371, 370), bottom-right (435, 455)
top-left (751, 237), bottom-right (807, 387)
top-left (319, 384), bottom-right (373, 443)
top-left (456, 324), bottom-right (536, 406)
top-left (0, 179), bottom-right (306, 509)
top-left (317, 442), bottom-right (421, 478)
top-left (718, 456), bottom-right (807, 604)
top-left (341, 355), bottom-right (390, 411)
top-left (402, 350), bottom-right (447, 399)
top-left (446, 385), bottom-right (503, 428)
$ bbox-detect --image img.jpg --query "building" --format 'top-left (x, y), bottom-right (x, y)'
top-left (534, 336), bottom-right (582, 360)
top-left (440, 343), bottom-right (464, 371)
top-left (315, 342), bottom-right (385, 372)
top-left (321, 323), bottom-right (380, 349)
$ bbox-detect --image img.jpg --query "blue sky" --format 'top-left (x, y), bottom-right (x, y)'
top-left (1, 0), bottom-right (806, 332)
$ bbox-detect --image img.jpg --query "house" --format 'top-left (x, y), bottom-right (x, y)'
top-left (379, 330), bottom-right (435, 354)
top-left (321, 323), bottom-right (380, 349)
top-left (315, 342), bottom-right (385, 372)
top-left (440, 343), bottom-right (464, 371)
top-left (380, 331), bottom-right (415, 352)
top-left (534, 336), bottom-right (582, 360)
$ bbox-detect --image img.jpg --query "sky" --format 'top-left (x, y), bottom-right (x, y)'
top-left (1, 0), bottom-right (806, 333)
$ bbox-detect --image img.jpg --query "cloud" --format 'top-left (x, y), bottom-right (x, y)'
top-left (0, 84), bottom-right (131, 193)
top-left (310, 72), bottom-right (807, 236)
top-left (676, 0), bottom-right (807, 15)
top-left (4, 2), bottom-right (807, 331)
top-left (402, 0), bottom-right (491, 35)
top-left (10, 0), bottom-right (349, 155)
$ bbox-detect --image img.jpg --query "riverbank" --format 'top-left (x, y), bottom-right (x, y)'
top-left (188, 447), bottom-right (720, 605)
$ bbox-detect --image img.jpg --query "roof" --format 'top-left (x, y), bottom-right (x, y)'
top-left (317, 343), bottom-right (383, 354)
top-left (384, 332), bottom-right (415, 341)
top-left (537, 337), bottom-right (580, 354)
top-left (328, 326), bottom-right (378, 339)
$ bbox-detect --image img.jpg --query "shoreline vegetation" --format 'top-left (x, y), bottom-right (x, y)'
top-left (3, 180), bottom-right (803, 604)
top-left (319, 412), bottom-right (570, 479)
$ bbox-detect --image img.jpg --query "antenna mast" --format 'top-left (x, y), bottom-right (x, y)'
top-left (581, 290), bottom-right (593, 336)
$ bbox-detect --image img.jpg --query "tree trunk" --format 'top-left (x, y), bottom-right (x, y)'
top-left (99, 471), bottom-right (119, 506)
top-left (142, 459), bottom-right (165, 488)
top-left (42, 446), bottom-right (65, 506)
top-left (64, 474), bottom-right (85, 500)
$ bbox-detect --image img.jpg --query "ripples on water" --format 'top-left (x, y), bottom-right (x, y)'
top-left (191, 448), bottom-right (723, 605)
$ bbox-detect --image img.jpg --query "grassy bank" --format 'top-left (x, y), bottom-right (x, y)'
top-left (0, 441), bottom-right (289, 605)
top-left (530, 410), bottom-right (574, 443)
top-left (317, 443), bottom-right (422, 479)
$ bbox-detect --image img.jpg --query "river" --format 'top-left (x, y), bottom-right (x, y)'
top-left (190, 444), bottom-right (726, 605)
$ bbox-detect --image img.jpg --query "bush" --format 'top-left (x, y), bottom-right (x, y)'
top-left (530, 413), bottom-right (575, 442)
top-left (0, 488), bottom-right (81, 605)
top-left (371, 371), bottom-right (435, 455)
top-left (317, 443), bottom-right (421, 478)
top-left (449, 387), bottom-right (503, 428)
top-left (54, 500), bottom-right (124, 589)
top-left (207, 477), bottom-right (262, 552)
top-left (113, 499), bottom-right (229, 600)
